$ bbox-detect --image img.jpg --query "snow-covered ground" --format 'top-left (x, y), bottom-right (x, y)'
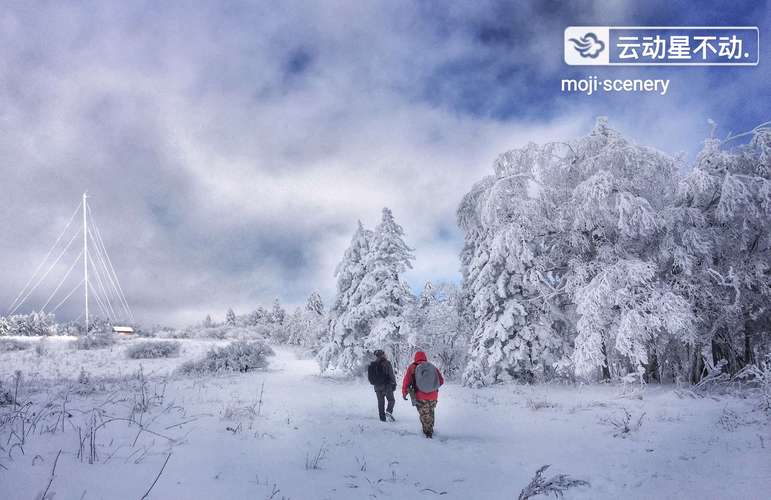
top-left (1, 342), bottom-right (769, 499)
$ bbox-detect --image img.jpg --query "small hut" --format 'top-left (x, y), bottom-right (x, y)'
top-left (112, 326), bottom-right (135, 336)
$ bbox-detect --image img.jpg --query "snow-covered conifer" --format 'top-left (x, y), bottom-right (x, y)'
top-left (306, 291), bottom-right (324, 316)
top-left (225, 308), bottom-right (237, 327)
top-left (270, 299), bottom-right (286, 325)
top-left (317, 221), bottom-right (374, 374)
top-left (318, 209), bottom-right (415, 374)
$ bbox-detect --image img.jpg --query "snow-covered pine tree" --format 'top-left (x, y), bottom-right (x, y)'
top-left (301, 291), bottom-right (327, 349)
top-left (225, 308), bottom-right (237, 327)
top-left (458, 145), bottom-right (566, 386)
top-left (306, 291), bottom-right (324, 316)
top-left (404, 281), bottom-right (436, 347)
top-left (247, 306), bottom-right (268, 326)
top-left (357, 208), bottom-right (415, 370)
top-left (418, 280), bottom-right (435, 309)
top-left (318, 210), bottom-right (415, 374)
top-left (286, 292), bottom-right (327, 347)
top-left (285, 307), bottom-right (304, 345)
top-left (270, 299), bottom-right (286, 325)
top-left (317, 221), bottom-right (374, 374)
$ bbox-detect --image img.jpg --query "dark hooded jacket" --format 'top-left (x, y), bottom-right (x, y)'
top-left (371, 356), bottom-right (397, 392)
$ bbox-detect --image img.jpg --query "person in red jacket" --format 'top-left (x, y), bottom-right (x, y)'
top-left (402, 351), bottom-right (444, 438)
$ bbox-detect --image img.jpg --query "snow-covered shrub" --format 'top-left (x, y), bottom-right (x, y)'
top-left (518, 464), bottom-right (589, 500)
top-left (73, 367), bottom-right (98, 394)
top-left (224, 326), bottom-right (271, 341)
top-left (0, 386), bottom-right (13, 406)
top-left (126, 340), bottom-right (181, 359)
top-left (600, 408), bottom-right (646, 438)
top-left (78, 367), bottom-right (91, 385)
top-left (304, 442), bottom-right (328, 470)
top-left (526, 398), bottom-right (557, 411)
top-left (75, 334), bottom-right (116, 350)
top-left (731, 357), bottom-right (771, 416)
top-left (194, 325), bottom-right (229, 339)
top-left (35, 337), bottom-right (48, 356)
top-left (717, 407), bottom-right (742, 431)
top-left (0, 338), bottom-right (30, 352)
top-left (178, 341), bottom-right (274, 375)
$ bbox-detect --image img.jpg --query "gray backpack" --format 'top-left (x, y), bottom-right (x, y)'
top-left (414, 362), bottom-right (440, 392)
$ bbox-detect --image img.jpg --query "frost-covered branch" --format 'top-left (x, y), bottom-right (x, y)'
top-left (517, 464), bottom-right (590, 499)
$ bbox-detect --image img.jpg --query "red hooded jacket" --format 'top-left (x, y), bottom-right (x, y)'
top-left (402, 351), bottom-right (444, 401)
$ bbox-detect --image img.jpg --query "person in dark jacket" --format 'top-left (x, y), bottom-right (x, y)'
top-left (369, 349), bottom-right (397, 422)
top-left (402, 351), bottom-right (444, 438)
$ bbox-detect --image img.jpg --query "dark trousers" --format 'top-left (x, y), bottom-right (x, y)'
top-left (375, 390), bottom-right (395, 420)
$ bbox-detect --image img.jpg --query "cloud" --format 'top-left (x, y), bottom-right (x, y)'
top-left (0, 1), bottom-right (766, 326)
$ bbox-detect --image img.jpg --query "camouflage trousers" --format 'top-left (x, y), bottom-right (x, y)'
top-left (415, 400), bottom-right (437, 437)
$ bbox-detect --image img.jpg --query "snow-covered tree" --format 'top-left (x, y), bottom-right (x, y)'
top-left (407, 282), bottom-right (471, 379)
top-left (270, 299), bottom-right (286, 325)
top-left (287, 292), bottom-right (327, 349)
top-left (247, 306), bottom-right (268, 326)
top-left (306, 291), bottom-right (324, 316)
top-left (317, 221), bottom-right (374, 374)
top-left (357, 208), bottom-right (415, 369)
top-left (458, 157), bottom-right (566, 386)
top-left (0, 312), bottom-right (57, 337)
top-left (670, 122), bottom-right (771, 379)
top-left (572, 259), bottom-right (694, 380)
top-left (560, 120), bottom-right (697, 381)
top-left (225, 308), bottom-right (237, 327)
top-left (458, 118), bottom-right (698, 385)
top-left (285, 307), bottom-right (305, 345)
top-left (418, 280), bottom-right (436, 309)
top-left (318, 209), bottom-right (415, 374)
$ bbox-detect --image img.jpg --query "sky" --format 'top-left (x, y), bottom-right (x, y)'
top-left (0, 0), bottom-right (768, 327)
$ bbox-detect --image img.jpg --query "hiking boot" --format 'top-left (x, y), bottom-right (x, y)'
top-left (385, 412), bottom-right (395, 422)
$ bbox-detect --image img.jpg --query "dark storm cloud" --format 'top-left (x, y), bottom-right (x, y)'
top-left (0, 0), bottom-right (767, 326)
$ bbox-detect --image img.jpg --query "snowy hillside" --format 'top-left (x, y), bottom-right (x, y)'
top-left (1, 344), bottom-right (768, 499)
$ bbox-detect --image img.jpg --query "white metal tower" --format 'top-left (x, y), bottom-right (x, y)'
top-left (6, 192), bottom-right (134, 329)
top-left (83, 192), bottom-right (89, 332)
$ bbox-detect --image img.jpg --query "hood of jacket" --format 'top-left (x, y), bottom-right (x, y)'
top-left (414, 351), bottom-right (427, 363)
